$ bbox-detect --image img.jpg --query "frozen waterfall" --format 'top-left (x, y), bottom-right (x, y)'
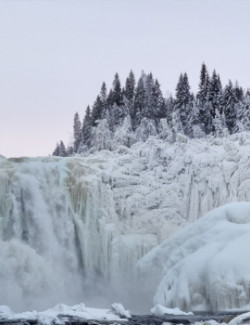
top-left (1, 132), bottom-right (250, 312)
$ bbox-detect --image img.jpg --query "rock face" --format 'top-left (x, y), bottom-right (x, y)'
top-left (1, 132), bottom-right (250, 312)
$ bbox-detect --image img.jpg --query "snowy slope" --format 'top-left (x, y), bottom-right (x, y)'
top-left (1, 132), bottom-right (250, 312)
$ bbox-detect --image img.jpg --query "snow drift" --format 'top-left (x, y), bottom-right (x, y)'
top-left (138, 202), bottom-right (250, 312)
top-left (2, 132), bottom-right (250, 312)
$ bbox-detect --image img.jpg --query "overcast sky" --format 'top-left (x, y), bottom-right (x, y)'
top-left (1, 0), bottom-right (250, 157)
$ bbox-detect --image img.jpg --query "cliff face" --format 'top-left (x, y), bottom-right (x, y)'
top-left (1, 132), bottom-right (250, 312)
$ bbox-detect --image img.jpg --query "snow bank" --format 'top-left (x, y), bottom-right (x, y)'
top-left (138, 202), bottom-right (250, 312)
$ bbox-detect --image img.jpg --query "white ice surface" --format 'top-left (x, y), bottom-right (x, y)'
top-left (139, 202), bottom-right (250, 312)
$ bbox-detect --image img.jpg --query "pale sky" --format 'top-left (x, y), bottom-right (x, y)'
top-left (1, 0), bottom-right (250, 157)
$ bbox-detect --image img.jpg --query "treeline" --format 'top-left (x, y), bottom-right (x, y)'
top-left (53, 63), bottom-right (250, 156)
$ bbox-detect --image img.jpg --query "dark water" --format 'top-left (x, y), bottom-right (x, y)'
top-left (0, 312), bottom-right (245, 325)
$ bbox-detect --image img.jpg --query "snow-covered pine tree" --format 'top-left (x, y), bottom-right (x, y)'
top-left (152, 79), bottom-right (165, 119)
top-left (52, 141), bottom-right (68, 157)
top-left (196, 63), bottom-right (214, 135)
top-left (209, 70), bottom-right (223, 118)
top-left (133, 75), bottom-right (146, 130)
top-left (73, 112), bottom-right (82, 152)
top-left (52, 143), bottom-right (60, 156)
top-left (239, 91), bottom-right (250, 131)
top-left (90, 119), bottom-right (113, 151)
top-left (165, 95), bottom-right (174, 127)
top-left (111, 73), bottom-right (123, 107)
top-left (234, 81), bottom-right (244, 102)
top-left (59, 141), bottom-right (68, 157)
top-left (213, 108), bottom-right (228, 137)
top-left (79, 105), bottom-right (92, 150)
top-left (197, 62), bottom-right (210, 107)
top-left (108, 73), bottom-right (127, 128)
top-left (91, 95), bottom-right (103, 127)
top-left (135, 117), bottom-right (157, 142)
top-left (124, 70), bottom-right (136, 102)
top-left (174, 72), bottom-right (193, 135)
top-left (99, 82), bottom-right (109, 120)
top-left (100, 82), bottom-right (107, 102)
top-left (224, 80), bottom-right (238, 134)
top-left (143, 72), bottom-right (155, 119)
top-left (113, 116), bottom-right (135, 148)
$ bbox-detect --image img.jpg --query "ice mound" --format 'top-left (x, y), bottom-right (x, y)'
top-left (138, 202), bottom-right (250, 312)
top-left (110, 303), bottom-right (131, 318)
top-left (151, 304), bottom-right (193, 316)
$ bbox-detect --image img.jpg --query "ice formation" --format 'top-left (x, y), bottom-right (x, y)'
top-left (150, 304), bottom-right (193, 316)
top-left (0, 303), bottom-right (129, 325)
top-left (1, 132), bottom-right (250, 312)
top-left (139, 203), bottom-right (250, 312)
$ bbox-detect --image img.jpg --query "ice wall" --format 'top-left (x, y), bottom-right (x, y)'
top-left (1, 132), bottom-right (250, 312)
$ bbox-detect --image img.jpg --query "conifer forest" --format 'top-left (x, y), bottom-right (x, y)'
top-left (53, 63), bottom-right (250, 156)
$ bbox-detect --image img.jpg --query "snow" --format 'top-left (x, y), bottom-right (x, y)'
top-left (2, 132), bottom-right (250, 311)
top-left (138, 202), bottom-right (250, 312)
top-left (0, 303), bottom-right (129, 325)
top-left (110, 303), bottom-right (131, 318)
top-left (228, 311), bottom-right (250, 325)
top-left (151, 304), bottom-right (193, 316)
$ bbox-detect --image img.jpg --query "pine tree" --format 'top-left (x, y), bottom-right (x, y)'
top-left (100, 82), bottom-right (107, 102)
top-left (152, 79), bottom-right (165, 119)
top-left (213, 109), bottom-right (228, 137)
top-left (224, 80), bottom-right (238, 134)
top-left (124, 70), bottom-right (136, 101)
top-left (52, 141), bottom-right (68, 157)
top-left (197, 63), bottom-right (210, 106)
top-left (196, 64), bottom-right (214, 135)
top-left (240, 91), bottom-right (250, 131)
top-left (81, 105), bottom-right (92, 149)
top-left (73, 112), bottom-right (82, 152)
top-left (111, 73), bottom-right (123, 106)
top-left (143, 72), bottom-right (155, 118)
top-left (234, 81), bottom-right (244, 102)
top-left (91, 95), bottom-right (103, 126)
top-left (133, 75), bottom-right (146, 130)
top-left (59, 141), bottom-right (68, 157)
top-left (209, 70), bottom-right (223, 117)
top-left (91, 119), bottom-right (113, 151)
top-left (52, 143), bottom-right (60, 156)
top-left (174, 72), bottom-right (192, 135)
